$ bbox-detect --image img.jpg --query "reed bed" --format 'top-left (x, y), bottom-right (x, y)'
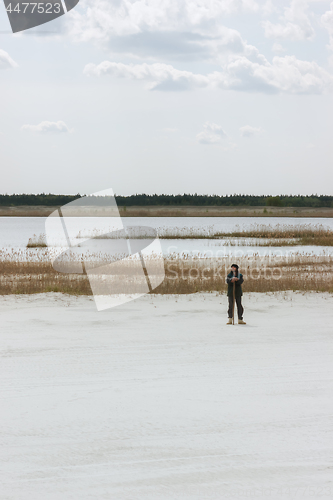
top-left (26, 233), bottom-right (47, 248)
top-left (1, 250), bottom-right (332, 295)
top-left (214, 224), bottom-right (333, 246)
top-left (156, 256), bottom-right (333, 294)
top-left (6, 224), bottom-right (333, 295)
top-left (77, 223), bottom-right (333, 245)
top-left (26, 224), bottom-right (333, 248)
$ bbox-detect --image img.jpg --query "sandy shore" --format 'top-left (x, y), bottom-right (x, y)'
top-left (1, 292), bottom-right (332, 499)
top-left (1, 205), bottom-right (333, 217)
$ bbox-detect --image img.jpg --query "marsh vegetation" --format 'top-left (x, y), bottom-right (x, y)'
top-left (0, 223), bottom-right (331, 295)
top-left (1, 249), bottom-right (332, 295)
top-left (27, 224), bottom-right (333, 247)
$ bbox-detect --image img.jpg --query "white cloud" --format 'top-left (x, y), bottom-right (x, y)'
top-left (68, 0), bottom-right (259, 42)
top-left (272, 43), bottom-right (286, 53)
top-left (68, 0), bottom-right (330, 95)
top-left (214, 54), bottom-right (333, 94)
top-left (68, 1), bottom-right (269, 76)
top-left (263, 0), bottom-right (315, 41)
top-left (262, 0), bottom-right (278, 17)
top-left (85, 55), bottom-right (333, 94)
top-left (322, 2), bottom-right (333, 52)
top-left (76, 21), bottom-right (264, 68)
top-left (0, 49), bottom-right (17, 70)
top-left (21, 121), bottom-right (71, 133)
top-left (240, 125), bottom-right (262, 137)
top-left (84, 61), bottom-right (209, 90)
top-left (196, 122), bottom-right (227, 144)
top-left (76, 1), bottom-right (333, 96)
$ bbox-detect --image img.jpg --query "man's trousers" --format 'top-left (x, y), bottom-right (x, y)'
top-left (228, 296), bottom-right (244, 320)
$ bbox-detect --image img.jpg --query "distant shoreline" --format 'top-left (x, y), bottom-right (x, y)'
top-left (1, 205), bottom-right (333, 218)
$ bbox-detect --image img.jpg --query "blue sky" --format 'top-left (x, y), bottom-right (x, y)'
top-left (1, 0), bottom-right (333, 195)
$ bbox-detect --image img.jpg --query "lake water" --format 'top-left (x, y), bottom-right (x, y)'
top-left (1, 217), bottom-right (333, 258)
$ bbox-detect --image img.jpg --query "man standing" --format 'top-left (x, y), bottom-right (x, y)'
top-left (226, 264), bottom-right (246, 325)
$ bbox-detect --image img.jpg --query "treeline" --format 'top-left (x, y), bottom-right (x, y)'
top-left (0, 193), bottom-right (333, 208)
top-left (116, 194), bottom-right (333, 208)
top-left (0, 194), bottom-right (81, 207)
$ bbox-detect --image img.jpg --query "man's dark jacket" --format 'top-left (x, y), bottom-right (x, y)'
top-left (226, 272), bottom-right (244, 297)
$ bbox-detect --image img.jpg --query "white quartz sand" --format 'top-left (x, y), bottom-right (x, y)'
top-left (1, 291), bottom-right (332, 499)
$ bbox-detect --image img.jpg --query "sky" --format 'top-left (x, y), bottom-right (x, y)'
top-left (0, 0), bottom-right (333, 196)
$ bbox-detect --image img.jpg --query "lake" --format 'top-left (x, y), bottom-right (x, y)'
top-left (1, 217), bottom-right (333, 258)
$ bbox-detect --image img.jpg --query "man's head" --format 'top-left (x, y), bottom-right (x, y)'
top-left (231, 264), bottom-right (239, 274)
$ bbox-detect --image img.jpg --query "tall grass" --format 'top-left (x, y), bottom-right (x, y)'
top-left (72, 224), bottom-right (333, 246)
top-left (27, 233), bottom-right (47, 248)
top-left (214, 224), bottom-right (333, 246)
top-left (1, 250), bottom-right (332, 295)
top-left (26, 225), bottom-right (333, 248)
top-left (156, 255), bottom-right (333, 294)
top-left (8, 224), bottom-right (333, 295)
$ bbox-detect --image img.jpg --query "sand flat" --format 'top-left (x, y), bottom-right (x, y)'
top-left (0, 292), bottom-right (332, 499)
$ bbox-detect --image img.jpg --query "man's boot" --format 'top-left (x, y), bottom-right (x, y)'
top-left (238, 319), bottom-right (246, 324)
top-left (226, 318), bottom-right (232, 325)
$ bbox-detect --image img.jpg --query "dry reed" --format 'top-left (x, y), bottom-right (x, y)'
top-left (72, 224), bottom-right (333, 246)
top-left (1, 250), bottom-right (332, 295)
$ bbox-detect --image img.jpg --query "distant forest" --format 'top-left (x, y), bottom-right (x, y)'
top-left (1, 194), bottom-right (333, 208)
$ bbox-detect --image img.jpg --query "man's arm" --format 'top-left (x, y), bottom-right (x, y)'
top-left (226, 273), bottom-right (233, 284)
top-left (235, 274), bottom-right (244, 285)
